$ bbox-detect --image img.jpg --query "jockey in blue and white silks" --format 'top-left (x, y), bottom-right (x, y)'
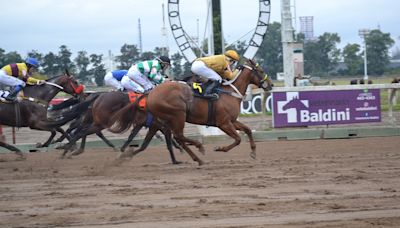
top-left (121, 56), bottom-right (171, 93)
top-left (104, 69), bottom-right (128, 91)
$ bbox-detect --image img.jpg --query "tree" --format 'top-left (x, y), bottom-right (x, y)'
top-left (115, 44), bottom-right (140, 69)
top-left (170, 52), bottom-right (183, 79)
top-left (42, 52), bottom-right (60, 75)
top-left (2, 51), bottom-right (23, 65)
top-left (75, 51), bottom-right (90, 82)
top-left (0, 48), bottom-right (6, 66)
top-left (57, 45), bottom-right (75, 74)
top-left (255, 22), bottom-right (283, 79)
top-left (90, 54), bottom-right (106, 86)
top-left (342, 43), bottom-right (363, 75)
top-left (140, 51), bottom-right (155, 61)
top-left (303, 32), bottom-right (341, 76)
top-left (366, 29), bottom-right (395, 75)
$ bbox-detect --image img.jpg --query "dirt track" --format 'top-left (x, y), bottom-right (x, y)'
top-left (1, 136), bottom-right (400, 227)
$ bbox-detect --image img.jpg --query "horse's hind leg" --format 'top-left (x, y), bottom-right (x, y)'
top-left (160, 127), bottom-right (181, 164)
top-left (174, 135), bottom-right (204, 166)
top-left (96, 131), bottom-right (117, 151)
top-left (232, 120), bottom-right (256, 159)
top-left (120, 125), bottom-right (143, 153)
top-left (0, 141), bottom-right (25, 160)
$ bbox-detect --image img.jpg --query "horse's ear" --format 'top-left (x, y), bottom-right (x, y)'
top-left (65, 69), bottom-right (71, 77)
top-left (248, 58), bottom-right (256, 66)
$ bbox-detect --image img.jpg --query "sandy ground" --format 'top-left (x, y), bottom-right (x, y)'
top-left (1, 136), bottom-right (400, 228)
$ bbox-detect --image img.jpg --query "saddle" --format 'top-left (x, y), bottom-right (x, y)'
top-left (188, 77), bottom-right (220, 100)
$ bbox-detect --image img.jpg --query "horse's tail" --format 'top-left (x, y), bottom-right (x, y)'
top-left (108, 102), bottom-right (138, 133)
top-left (44, 95), bottom-right (99, 128)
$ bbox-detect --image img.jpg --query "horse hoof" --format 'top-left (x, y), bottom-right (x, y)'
top-left (250, 151), bottom-right (257, 160)
top-left (199, 146), bottom-right (205, 155)
top-left (197, 159), bottom-right (205, 166)
top-left (172, 161), bottom-right (183, 165)
top-left (118, 153), bottom-right (127, 160)
top-left (15, 155), bottom-right (26, 161)
top-left (35, 142), bottom-right (43, 148)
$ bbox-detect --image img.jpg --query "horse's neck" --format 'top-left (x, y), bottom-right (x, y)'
top-left (229, 69), bottom-right (252, 95)
top-left (23, 85), bottom-right (60, 102)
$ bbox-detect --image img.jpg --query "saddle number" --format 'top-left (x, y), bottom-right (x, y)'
top-left (193, 83), bottom-right (203, 94)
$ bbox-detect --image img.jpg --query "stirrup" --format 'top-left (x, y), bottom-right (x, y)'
top-left (4, 96), bottom-right (17, 102)
top-left (203, 93), bottom-right (219, 100)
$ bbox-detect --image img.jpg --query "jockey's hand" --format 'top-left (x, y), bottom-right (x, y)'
top-left (36, 80), bottom-right (46, 85)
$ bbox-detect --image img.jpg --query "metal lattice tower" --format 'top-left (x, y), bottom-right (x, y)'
top-left (299, 16), bottom-right (314, 41)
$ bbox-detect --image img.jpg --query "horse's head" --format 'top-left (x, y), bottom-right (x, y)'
top-left (243, 59), bottom-right (273, 91)
top-left (50, 70), bottom-right (85, 96)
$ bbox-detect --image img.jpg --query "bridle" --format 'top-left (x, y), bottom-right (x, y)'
top-left (246, 60), bottom-right (271, 90)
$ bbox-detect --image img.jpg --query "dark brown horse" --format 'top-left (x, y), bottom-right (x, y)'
top-left (59, 91), bottom-right (181, 164)
top-left (0, 71), bottom-right (84, 159)
top-left (110, 59), bottom-right (273, 165)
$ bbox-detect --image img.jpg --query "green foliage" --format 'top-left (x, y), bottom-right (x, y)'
top-left (115, 44), bottom-right (140, 69)
top-left (342, 43), bottom-right (363, 75)
top-left (170, 52), bottom-right (183, 79)
top-left (255, 22), bottom-right (283, 79)
top-left (366, 29), bottom-right (395, 75)
top-left (304, 32), bottom-right (341, 76)
top-left (74, 51), bottom-right (90, 82)
top-left (58, 45), bottom-right (75, 74)
top-left (89, 54), bottom-right (106, 86)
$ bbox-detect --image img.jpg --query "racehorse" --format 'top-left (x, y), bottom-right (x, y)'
top-left (0, 71), bottom-right (84, 159)
top-left (110, 59), bottom-right (273, 165)
top-left (59, 91), bottom-right (182, 164)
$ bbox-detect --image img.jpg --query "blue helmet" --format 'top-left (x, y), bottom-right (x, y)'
top-left (25, 57), bottom-right (39, 68)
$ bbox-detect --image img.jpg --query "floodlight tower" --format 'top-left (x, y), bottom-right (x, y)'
top-left (359, 29), bottom-right (370, 81)
top-left (281, 0), bottom-right (295, 86)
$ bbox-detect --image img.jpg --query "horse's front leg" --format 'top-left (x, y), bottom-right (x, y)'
top-left (37, 130), bottom-right (57, 148)
top-left (232, 120), bottom-right (256, 159)
top-left (214, 121), bottom-right (242, 153)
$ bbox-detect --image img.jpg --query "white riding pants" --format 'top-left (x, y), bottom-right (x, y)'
top-left (0, 70), bottom-right (26, 87)
top-left (191, 60), bottom-right (222, 82)
top-left (123, 66), bottom-right (155, 93)
top-left (104, 72), bottom-right (124, 90)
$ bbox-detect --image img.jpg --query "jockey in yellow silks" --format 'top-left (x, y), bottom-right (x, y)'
top-left (0, 57), bottom-right (44, 101)
top-left (191, 50), bottom-right (240, 99)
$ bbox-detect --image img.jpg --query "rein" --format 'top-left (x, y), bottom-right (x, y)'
top-left (221, 65), bottom-right (255, 100)
top-left (45, 81), bottom-right (64, 90)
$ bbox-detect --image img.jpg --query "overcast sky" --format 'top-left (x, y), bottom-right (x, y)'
top-left (1, 0), bottom-right (399, 58)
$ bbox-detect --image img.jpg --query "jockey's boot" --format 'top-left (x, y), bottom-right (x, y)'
top-left (202, 80), bottom-right (220, 100)
top-left (5, 85), bottom-right (23, 102)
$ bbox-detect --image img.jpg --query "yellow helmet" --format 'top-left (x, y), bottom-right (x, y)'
top-left (224, 50), bottom-right (240, 61)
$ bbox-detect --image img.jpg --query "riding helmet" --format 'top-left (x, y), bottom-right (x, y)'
top-left (224, 50), bottom-right (240, 61)
top-left (157, 56), bottom-right (171, 65)
top-left (25, 57), bottom-right (40, 68)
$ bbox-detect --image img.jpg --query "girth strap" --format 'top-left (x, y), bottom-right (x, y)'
top-left (206, 100), bottom-right (215, 126)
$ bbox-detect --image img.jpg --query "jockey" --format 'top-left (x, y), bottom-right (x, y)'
top-left (121, 56), bottom-right (171, 94)
top-left (0, 57), bottom-right (43, 101)
top-left (191, 50), bottom-right (240, 99)
top-left (104, 69), bottom-right (128, 91)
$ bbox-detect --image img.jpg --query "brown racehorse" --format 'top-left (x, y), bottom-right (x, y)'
top-left (0, 71), bottom-right (84, 159)
top-left (59, 91), bottom-right (181, 164)
top-left (110, 59), bottom-right (273, 165)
